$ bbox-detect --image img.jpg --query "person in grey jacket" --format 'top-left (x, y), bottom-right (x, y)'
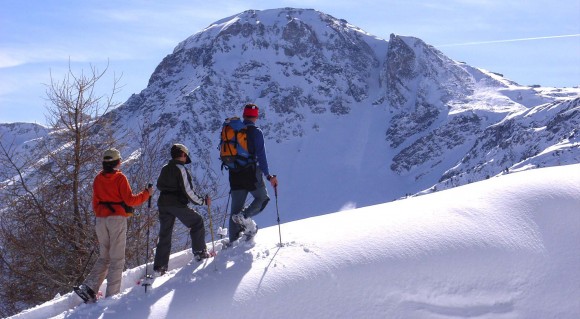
top-left (153, 144), bottom-right (211, 275)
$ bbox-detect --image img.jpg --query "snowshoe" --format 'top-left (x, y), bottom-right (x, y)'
top-left (153, 266), bottom-right (167, 277)
top-left (232, 213), bottom-right (257, 234)
top-left (73, 284), bottom-right (97, 303)
top-left (244, 225), bottom-right (259, 242)
top-left (194, 249), bottom-right (211, 262)
top-left (231, 213), bottom-right (246, 225)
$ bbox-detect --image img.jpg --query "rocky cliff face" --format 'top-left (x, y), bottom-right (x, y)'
top-left (3, 8), bottom-right (579, 220)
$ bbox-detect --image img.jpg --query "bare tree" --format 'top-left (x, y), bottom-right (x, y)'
top-left (43, 62), bottom-right (121, 247)
top-left (0, 63), bottom-right (120, 316)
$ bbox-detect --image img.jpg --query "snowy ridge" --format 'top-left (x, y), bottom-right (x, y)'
top-left (109, 7), bottom-right (580, 220)
top-left (0, 123), bottom-right (49, 146)
top-left (0, 122), bottom-right (49, 152)
top-left (10, 164), bottom-right (580, 318)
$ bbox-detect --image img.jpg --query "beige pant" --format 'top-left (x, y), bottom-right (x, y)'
top-left (85, 216), bottom-right (127, 297)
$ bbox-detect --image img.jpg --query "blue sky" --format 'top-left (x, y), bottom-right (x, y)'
top-left (1, 0), bottom-right (579, 125)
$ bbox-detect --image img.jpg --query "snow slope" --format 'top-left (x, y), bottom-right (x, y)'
top-left (9, 164), bottom-right (580, 319)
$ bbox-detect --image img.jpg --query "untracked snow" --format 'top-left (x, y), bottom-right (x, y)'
top-left (9, 164), bottom-right (580, 318)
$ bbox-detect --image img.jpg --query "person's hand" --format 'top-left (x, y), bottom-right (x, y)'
top-left (205, 194), bottom-right (212, 206)
top-left (268, 175), bottom-right (278, 188)
top-left (147, 185), bottom-right (154, 195)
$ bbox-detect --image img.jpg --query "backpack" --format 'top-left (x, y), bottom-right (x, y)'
top-left (219, 117), bottom-right (255, 171)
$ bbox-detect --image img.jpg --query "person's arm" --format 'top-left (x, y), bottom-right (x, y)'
top-left (252, 128), bottom-right (270, 176)
top-left (176, 165), bottom-right (206, 205)
top-left (118, 173), bottom-right (150, 206)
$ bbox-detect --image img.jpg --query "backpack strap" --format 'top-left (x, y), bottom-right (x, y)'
top-left (98, 201), bottom-right (133, 214)
top-left (99, 201), bottom-right (122, 213)
top-left (245, 124), bottom-right (256, 156)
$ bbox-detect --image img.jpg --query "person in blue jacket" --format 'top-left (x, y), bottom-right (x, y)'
top-left (229, 104), bottom-right (278, 242)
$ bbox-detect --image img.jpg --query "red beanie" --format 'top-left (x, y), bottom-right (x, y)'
top-left (243, 104), bottom-right (259, 118)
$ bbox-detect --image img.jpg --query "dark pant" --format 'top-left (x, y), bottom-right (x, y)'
top-left (153, 205), bottom-right (206, 271)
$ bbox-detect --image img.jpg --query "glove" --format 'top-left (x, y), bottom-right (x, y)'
top-left (267, 175), bottom-right (278, 188)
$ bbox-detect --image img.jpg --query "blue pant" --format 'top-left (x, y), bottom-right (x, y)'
top-left (229, 169), bottom-right (270, 241)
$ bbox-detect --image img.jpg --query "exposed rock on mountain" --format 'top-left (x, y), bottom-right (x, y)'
top-left (2, 7), bottom-right (579, 222)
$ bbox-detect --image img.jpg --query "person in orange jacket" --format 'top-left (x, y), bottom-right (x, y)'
top-left (74, 148), bottom-right (153, 303)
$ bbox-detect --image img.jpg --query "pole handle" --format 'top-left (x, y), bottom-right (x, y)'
top-left (147, 183), bottom-right (153, 208)
top-left (271, 175), bottom-right (278, 196)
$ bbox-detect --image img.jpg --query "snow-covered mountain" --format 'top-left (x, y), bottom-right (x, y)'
top-left (0, 123), bottom-right (49, 146)
top-left (2, 7), bottom-right (579, 226)
top-left (9, 164), bottom-right (580, 319)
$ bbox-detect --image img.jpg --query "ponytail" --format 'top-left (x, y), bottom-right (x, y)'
top-left (102, 159), bottom-right (120, 173)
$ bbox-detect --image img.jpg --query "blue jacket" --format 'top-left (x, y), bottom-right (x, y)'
top-left (244, 119), bottom-right (270, 176)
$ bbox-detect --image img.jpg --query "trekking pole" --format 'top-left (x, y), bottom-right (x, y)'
top-left (144, 183), bottom-right (153, 292)
top-left (76, 246), bottom-right (95, 285)
top-left (220, 190), bottom-right (231, 238)
top-left (207, 201), bottom-right (217, 253)
top-left (273, 176), bottom-right (282, 247)
top-left (75, 215), bottom-right (98, 286)
top-left (207, 200), bottom-right (218, 271)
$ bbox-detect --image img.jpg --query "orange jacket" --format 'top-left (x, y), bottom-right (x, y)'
top-left (92, 170), bottom-right (150, 218)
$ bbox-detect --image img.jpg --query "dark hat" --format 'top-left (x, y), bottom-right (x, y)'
top-left (243, 104), bottom-right (259, 118)
top-left (171, 143), bottom-right (191, 164)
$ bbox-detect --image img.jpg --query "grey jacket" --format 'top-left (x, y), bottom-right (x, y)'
top-left (157, 159), bottom-right (205, 207)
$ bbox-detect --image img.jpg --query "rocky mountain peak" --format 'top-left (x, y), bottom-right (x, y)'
top-left (3, 7), bottom-right (579, 223)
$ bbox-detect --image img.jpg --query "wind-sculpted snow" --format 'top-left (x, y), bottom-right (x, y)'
top-left (10, 164), bottom-right (580, 318)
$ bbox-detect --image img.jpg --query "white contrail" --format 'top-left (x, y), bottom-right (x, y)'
top-left (437, 34), bottom-right (580, 47)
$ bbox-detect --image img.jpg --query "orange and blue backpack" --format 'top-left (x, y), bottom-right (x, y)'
top-left (219, 117), bottom-right (255, 172)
